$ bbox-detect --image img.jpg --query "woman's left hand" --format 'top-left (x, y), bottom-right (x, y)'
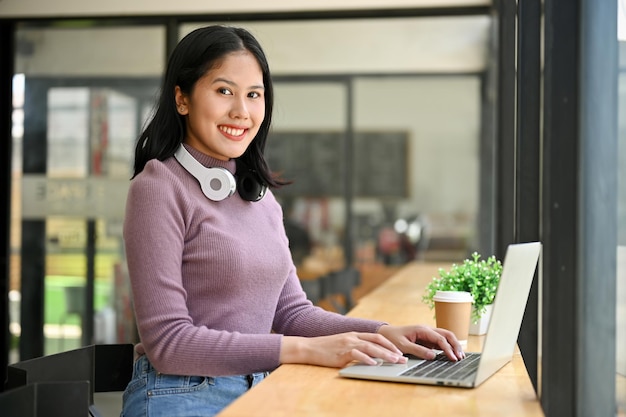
top-left (377, 324), bottom-right (465, 361)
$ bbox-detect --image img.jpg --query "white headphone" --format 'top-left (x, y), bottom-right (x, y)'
top-left (174, 144), bottom-right (266, 202)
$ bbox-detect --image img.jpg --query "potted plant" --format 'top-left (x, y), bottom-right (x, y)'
top-left (422, 252), bottom-right (503, 335)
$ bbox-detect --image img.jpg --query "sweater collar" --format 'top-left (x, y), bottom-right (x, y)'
top-left (182, 143), bottom-right (237, 175)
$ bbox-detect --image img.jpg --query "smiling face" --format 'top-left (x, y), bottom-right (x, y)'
top-left (175, 50), bottom-right (265, 161)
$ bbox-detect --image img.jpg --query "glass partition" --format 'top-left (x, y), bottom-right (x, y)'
top-left (11, 24), bottom-right (164, 358)
top-left (352, 75), bottom-right (481, 266)
top-left (270, 81), bottom-right (349, 294)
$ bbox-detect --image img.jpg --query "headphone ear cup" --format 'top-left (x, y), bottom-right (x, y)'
top-left (237, 171), bottom-right (267, 202)
top-left (199, 167), bottom-right (237, 201)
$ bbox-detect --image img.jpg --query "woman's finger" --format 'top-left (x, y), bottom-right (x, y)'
top-left (349, 348), bottom-right (378, 365)
top-left (356, 332), bottom-right (403, 355)
top-left (432, 328), bottom-right (466, 359)
top-left (398, 327), bottom-right (458, 361)
top-left (415, 328), bottom-right (463, 360)
top-left (356, 342), bottom-right (405, 364)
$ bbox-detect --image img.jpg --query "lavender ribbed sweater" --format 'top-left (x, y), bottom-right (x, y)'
top-left (123, 145), bottom-right (385, 377)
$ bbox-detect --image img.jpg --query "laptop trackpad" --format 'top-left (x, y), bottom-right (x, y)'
top-left (340, 358), bottom-right (424, 377)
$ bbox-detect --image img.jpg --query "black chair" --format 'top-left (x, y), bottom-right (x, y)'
top-left (300, 277), bottom-right (325, 305)
top-left (0, 381), bottom-right (90, 417)
top-left (323, 267), bottom-right (361, 314)
top-left (5, 344), bottom-right (133, 417)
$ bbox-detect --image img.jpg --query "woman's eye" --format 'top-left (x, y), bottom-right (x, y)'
top-left (218, 87), bottom-right (232, 95)
top-left (248, 91), bottom-right (261, 99)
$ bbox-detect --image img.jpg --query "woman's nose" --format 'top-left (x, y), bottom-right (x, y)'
top-left (229, 97), bottom-right (249, 119)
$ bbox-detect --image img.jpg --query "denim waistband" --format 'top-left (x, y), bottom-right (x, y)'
top-left (133, 354), bottom-right (269, 381)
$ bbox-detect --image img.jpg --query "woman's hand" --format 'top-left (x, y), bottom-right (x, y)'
top-left (280, 332), bottom-right (408, 368)
top-left (377, 324), bottom-right (465, 361)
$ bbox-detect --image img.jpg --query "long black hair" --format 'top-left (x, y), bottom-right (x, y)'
top-left (132, 25), bottom-right (285, 188)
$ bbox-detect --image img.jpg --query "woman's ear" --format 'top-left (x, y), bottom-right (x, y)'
top-left (174, 86), bottom-right (189, 115)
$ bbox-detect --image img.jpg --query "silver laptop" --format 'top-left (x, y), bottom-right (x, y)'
top-left (339, 241), bottom-right (541, 388)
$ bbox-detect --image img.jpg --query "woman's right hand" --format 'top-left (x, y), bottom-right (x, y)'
top-left (280, 333), bottom-right (407, 368)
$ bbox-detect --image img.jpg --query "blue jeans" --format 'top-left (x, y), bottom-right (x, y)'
top-left (121, 355), bottom-right (269, 417)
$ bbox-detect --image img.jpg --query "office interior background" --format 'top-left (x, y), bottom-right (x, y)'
top-left (0, 0), bottom-right (624, 415)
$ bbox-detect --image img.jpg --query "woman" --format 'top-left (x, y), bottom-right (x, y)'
top-left (121, 25), bottom-right (464, 417)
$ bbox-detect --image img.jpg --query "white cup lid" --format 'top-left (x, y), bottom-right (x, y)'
top-left (432, 290), bottom-right (474, 303)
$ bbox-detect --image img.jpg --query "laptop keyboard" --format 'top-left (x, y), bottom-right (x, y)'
top-left (400, 352), bottom-right (481, 381)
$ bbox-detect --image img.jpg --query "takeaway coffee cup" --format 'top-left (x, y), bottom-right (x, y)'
top-left (433, 290), bottom-right (474, 346)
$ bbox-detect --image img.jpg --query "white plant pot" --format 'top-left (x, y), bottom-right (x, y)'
top-left (469, 304), bottom-right (493, 335)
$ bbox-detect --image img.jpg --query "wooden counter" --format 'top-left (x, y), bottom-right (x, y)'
top-left (218, 262), bottom-right (544, 417)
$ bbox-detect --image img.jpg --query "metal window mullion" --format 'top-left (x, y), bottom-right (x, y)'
top-left (542, 0), bottom-right (618, 415)
top-left (577, 0), bottom-right (618, 415)
top-left (515, 0), bottom-right (542, 394)
top-left (495, 0), bottom-right (517, 260)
